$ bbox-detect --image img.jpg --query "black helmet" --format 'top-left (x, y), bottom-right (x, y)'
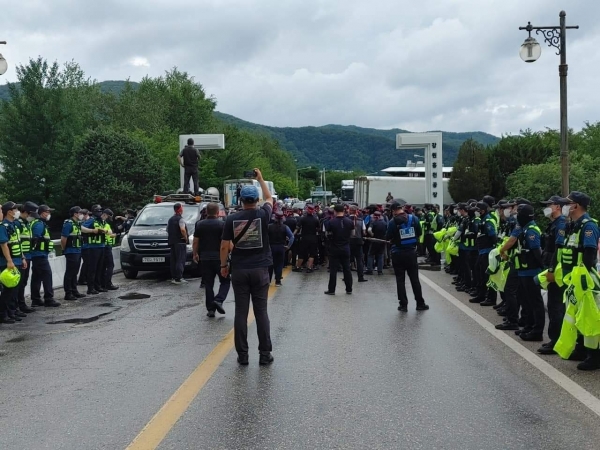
top-left (482, 195), bottom-right (495, 208)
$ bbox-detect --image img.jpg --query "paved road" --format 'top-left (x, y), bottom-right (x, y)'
top-left (1, 267), bottom-right (600, 450)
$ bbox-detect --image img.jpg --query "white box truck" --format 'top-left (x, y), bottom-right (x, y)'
top-left (354, 176), bottom-right (452, 207)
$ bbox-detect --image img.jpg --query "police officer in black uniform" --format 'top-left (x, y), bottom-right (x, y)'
top-left (323, 204), bottom-right (354, 295)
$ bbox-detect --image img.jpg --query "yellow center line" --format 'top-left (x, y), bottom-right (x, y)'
top-left (125, 266), bottom-right (292, 450)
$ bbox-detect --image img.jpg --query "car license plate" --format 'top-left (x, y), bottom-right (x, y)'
top-left (142, 257), bottom-right (165, 263)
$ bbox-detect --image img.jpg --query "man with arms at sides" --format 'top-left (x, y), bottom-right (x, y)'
top-left (220, 169), bottom-right (274, 366)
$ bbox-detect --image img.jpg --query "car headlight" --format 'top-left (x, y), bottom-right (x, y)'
top-left (120, 237), bottom-right (131, 252)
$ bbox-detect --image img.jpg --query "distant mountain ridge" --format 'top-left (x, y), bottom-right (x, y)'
top-left (0, 80), bottom-right (500, 171)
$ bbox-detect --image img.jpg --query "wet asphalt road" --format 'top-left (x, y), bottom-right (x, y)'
top-left (1, 267), bottom-right (600, 450)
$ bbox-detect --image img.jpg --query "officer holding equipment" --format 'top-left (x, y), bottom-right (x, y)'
top-left (16, 201), bottom-right (37, 313)
top-left (30, 204), bottom-right (60, 307)
top-left (61, 206), bottom-right (86, 301)
top-left (0, 202), bottom-right (27, 323)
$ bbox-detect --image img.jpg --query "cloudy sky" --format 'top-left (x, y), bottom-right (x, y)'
top-left (2, 1), bottom-right (599, 136)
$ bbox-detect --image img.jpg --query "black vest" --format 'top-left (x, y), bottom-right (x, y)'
top-left (167, 214), bottom-right (186, 246)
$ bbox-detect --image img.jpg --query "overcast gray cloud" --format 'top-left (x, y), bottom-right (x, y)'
top-left (2, 0), bottom-right (599, 135)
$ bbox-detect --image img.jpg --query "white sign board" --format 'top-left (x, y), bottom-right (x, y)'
top-left (396, 132), bottom-right (443, 207)
top-left (311, 191), bottom-right (333, 197)
top-left (179, 134), bottom-right (225, 191)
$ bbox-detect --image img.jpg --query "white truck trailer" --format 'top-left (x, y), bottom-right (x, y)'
top-left (354, 176), bottom-right (453, 207)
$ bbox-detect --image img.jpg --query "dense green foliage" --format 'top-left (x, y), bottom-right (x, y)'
top-left (448, 139), bottom-right (490, 202)
top-left (0, 60), bottom-right (299, 217)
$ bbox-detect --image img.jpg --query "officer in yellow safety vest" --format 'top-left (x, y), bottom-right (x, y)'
top-left (82, 205), bottom-right (108, 295)
top-left (100, 209), bottom-right (119, 291)
top-left (0, 202), bottom-right (29, 324)
top-left (61, 206), bottom-right (86, 301)
top-left (15, 201), bottom-right (38, 313)
top-left (555, 191), bottom-right (600, 370)
top-left (536, 195), bottom-right (568, 355)
top-left (30, 204), bottom-right (61, 307)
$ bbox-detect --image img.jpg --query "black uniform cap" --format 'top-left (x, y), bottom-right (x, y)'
top-left (482, 196), bottom-right (495, 208)
top-left (517, 204), bottom-right (535, 217)
top-left (80, 209), bottom-right (89, 215)
top-left (540, 195), bottom-right (568, 205)
top-left (390, 202), bottom-right (404, 211)
top-left (476, 202), bottom-right (489, 212)
top-left (492, 199), bottom-right (509, 209)
top-left (38, 204), bottom-right (55, 213)
top-left (69, 206), bottom-right (82, 216)
top-left (558, 191), bottom-right (591, 208)
top-left (1, 201), bottom-right (17, 214)
top-left (103, 209), bottom-right (114, 217)
top-left (457, 203), bottom-right (468, 211)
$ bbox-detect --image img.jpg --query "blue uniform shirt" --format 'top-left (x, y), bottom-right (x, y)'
top-left (517, 221), bottom-right (542, 277)
top-left (576, 213), bottom-right (600, 249)
top-left (30, 219), bottom-right (49, 259)
top-left (478, 213), bottom-right (497, 255)
top-left (553, 215), bottom-right (567, 246)
top-left (0, 219), bottom-right (22, 267)
top-left (61, 220), bottom-right (82, 255)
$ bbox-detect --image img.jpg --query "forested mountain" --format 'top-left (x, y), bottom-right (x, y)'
top-left (0, 80), bottom-right (500, 171)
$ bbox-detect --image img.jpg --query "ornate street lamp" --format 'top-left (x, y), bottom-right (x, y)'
top-left (519, 11), bottom-right (579, 196)
top-left (0, 41), bottom-right (7, 76)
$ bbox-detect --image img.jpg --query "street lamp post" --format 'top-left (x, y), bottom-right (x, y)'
top-left (519, 11), bottom-right (579, 196)
top-left (0, 41), bottom-right (7, 76)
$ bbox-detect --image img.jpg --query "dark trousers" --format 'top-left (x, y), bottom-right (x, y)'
top-left (367, 251), bottom-right (385, 273)
top-left (425, 233), bottom-right (440, 264)
top-left (64, 253), bottom-right (82, 296)
top-left (232, 267), bottom-right (272, 355)
top-left (269, 244), bottom-right (286, 283)
top-left (0, 274), bottom-right (16, 318)
top-left (102, 247), bottom-right (115, 288)
top-left (170, 243), bottom-right (186, 280)
top-left (350, 242), bottom-right (365, 279)
top-left (183, 169), bottom-right (199, 195)
top-left (475, 252), bottom-right (496, 302)
top-left (17, 262), bottom-right (31, 307)
top-left (328, 251), bottom-right (352, 293)
top-left (547, 282), bottom-right (566, 343)
top-left (459, 249), bottom-right (477, 287)
top-left (78, 248), bottom-right (89, 284)
top-left (31, 256), bottom-right (54, 301)
top-left (201, 260), bottom-right (231, 312)
top-left (87, 247), bottom-right (104, 292)
top-left (518, 275), bottom-right (545, 334)
top-left (503, 268), bottom-right (520, 324)
top-left (391, 249), bottom-right (425, 307)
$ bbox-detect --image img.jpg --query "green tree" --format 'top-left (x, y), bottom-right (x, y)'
top-left (448, 139), bottom-right (490, 202)
top-left (64, 128), bottom-right (165, 213)
top-left (0, 58), bottom-right (103, 209)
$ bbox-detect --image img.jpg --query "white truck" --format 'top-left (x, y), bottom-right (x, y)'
top-left (340, 180), bottom-right (354, 202)
top-left (354, 176), bottom-right (453, 207)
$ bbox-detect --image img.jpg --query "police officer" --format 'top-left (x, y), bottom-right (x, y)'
top-left (386, 202), bottom-right (429, 312)
top-left (268, 211), bottom-right (294, 287)
top-left (349, 206), bottom-right (368, 282)
top-left (557, 191), bottom-right (600, 370)
top-left (15, 202), bottom-right (37, 313)
top-left (167, 203), bottom-right (188, 285)
top-left (471, 201), bottom-right (498, 305)
top-left (454, 203), bottom-right (478, 294)
top-left (82, 205), bottom-right (107, 295)
top-left (0, 202), bottom-right (28, 323)
top-left (78, 209), bottom-right (90, 286)
top-left (61, 206), bottom-right (86, 300)
top-left (365, 211), bottom-right (387, 275)
top-left (30, 204), bottom-right (60, 307)
top-left (537, 195), bottom-right (568, 355)
top-left (101, 209), bottom-right (118, 290)
top-left (293, 204), bottom-right (320, 273)
top-left (323, 204), bottom-right (354, 295)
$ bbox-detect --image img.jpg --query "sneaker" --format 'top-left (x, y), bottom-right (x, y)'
top-left (275, 282), bottom-right (282, 287)
top-left (416, 303), bottom-right (430, 311)
top-left (171, 279), bottom-right (183, 285)
top-left (207, 311), bottom-right (215, 318)
top-left (292, 267), bottom-right (303, 273)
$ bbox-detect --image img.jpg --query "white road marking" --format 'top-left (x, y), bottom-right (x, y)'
top-left (419, 273), bottom-right (600, 418)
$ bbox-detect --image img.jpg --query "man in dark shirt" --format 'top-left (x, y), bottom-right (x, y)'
top-left (366, 211), bottom-right (388, 275)
top-left (167, 203), bottom-right (188, 284)
top-left (293, 204), bottom-right (320, 273)
top-left (220, 169), bottom-right (274, 366)
top-left (193, 202), bottom-right (230, 318)
top-left (284, 212), bottom-right (297, 267)
top-left (323, 204), bottom-right (354, 295)
top-left (177, 138), bottom-right (201, 196)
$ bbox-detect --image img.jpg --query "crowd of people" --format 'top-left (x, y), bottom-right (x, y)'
top-left (0, 202), bottom-right (135, 324)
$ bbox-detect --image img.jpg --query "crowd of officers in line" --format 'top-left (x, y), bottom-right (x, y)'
top-left (434, 192), bottom-right (600, 371)
top-left (0, 201), bottom-right (136, 324)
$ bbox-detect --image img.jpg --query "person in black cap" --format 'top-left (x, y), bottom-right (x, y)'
top-left (30, 204), bottom-right (60, 307)
top-left (0, 201), bottom-right (29, 323)
top-left (167, 203), bottom-right (189, 284)
top-left (454, 203), bottom-right (478, 294)
top-left (77, 208), bottom-right (90, 286)
top-left (100, 209), bottom-right (118, 290)
top-left (82, 205), bottom-right (108, 294)
top-left (61, 206), bottom-right (86, 301)
top-left (535, 195), bottom-right (568, 355)
top-left (15, 202), bottom-right (38, 313)
top-left (386, 202), bottom-right (429, 311)
top-left (496, 203), bottom-right (544, 339)
top-left (323, 204), bottom-right (354, 295)
top-left (470, 201), bottom-right (498, 306)
top-left (555, 191), bottom-right (600, 370)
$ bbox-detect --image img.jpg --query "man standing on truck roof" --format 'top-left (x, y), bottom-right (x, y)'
top-left (178, 138), bottom-right (201, 196)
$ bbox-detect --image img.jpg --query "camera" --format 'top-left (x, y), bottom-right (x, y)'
top-left (243, 170), bottom-right (257, 178)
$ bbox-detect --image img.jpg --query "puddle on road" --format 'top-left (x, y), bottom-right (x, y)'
top-left (6, 335), bottom-right (28, 343)
top-left (118, 292), bottom-right (151, 300)
top-left (162, 303), bottom-right (199, 318)
top-left (98, 303), bottom-right (114, 307)
top-left (46, 307), bottom-right (122, 325)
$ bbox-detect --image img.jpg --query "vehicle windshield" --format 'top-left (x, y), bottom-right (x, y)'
top-left (134, 205), bottom-right (197, 226)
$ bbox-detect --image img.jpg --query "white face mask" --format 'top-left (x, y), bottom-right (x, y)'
top-left (26, 216), bottom-right (34, 222)
top-left (46, 214), bottom-right (52, 221)
top-left (503, 208), bottom-right (512, 218)
top-left (13, 210), bottom-right (20, 220)
top-left (78, 214), bottom-right (84, 221)
top-left (543, 207), bottom-right (553, 218)
top-left (562, 205), bottom-right (572, 217)
top-left (453, 209), bottom-right (458, 214)
top-left (474, 211), bottom-right (481, 218)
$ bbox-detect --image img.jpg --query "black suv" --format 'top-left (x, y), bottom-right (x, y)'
top-left (120, 194), bottom-right (225, 279)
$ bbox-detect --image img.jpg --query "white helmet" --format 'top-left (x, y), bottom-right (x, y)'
top-left (206, 187), bottom-right (219, 197)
